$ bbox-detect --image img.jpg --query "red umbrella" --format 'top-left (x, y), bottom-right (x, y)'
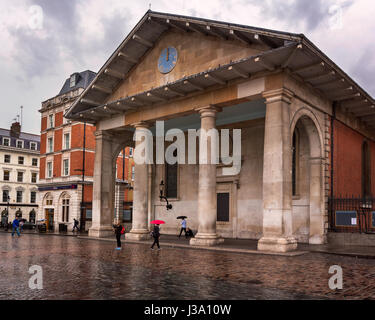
top-left (150, 220), bottom-right (165, 224)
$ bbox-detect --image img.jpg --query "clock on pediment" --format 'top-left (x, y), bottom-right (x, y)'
top-left (158, 47), bottom-right (178, 74)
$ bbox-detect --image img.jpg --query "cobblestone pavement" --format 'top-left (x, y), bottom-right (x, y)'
top-left (0, 233), bottom-right (374, 300)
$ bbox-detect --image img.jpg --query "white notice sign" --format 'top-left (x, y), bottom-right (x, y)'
top-left (351, 218), bottom-right (357, 225)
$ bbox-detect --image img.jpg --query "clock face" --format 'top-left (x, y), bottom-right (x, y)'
top-left (158, 47), bottom-right (178, 74)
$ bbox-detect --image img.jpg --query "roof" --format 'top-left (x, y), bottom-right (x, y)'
top-left (0, 128), bottom-right (40, 142)
top-left (59, 70), bottom-right (97, 95)
top-left (65, 10), bottom-right (375, 128)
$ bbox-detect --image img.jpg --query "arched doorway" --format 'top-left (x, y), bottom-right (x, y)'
top-left (291, 111), bottom-right (325, 244)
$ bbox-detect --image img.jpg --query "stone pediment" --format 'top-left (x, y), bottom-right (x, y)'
top-left (107, 29), bottom-right (267, 103)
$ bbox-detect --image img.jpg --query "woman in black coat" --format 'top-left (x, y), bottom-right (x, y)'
top-left (151, 224), bottom-right (160, 250)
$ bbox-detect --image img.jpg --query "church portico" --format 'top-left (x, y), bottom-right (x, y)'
top-left (65, 11), bottom-right (375, 252)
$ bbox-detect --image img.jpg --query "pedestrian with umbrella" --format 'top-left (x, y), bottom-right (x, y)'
top-left (150, 220), bottom-right (164, 250)
top-left (177, 216), bottom-right (188, 239)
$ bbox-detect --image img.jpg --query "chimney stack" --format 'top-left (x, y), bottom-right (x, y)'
top-left (10, 121), bottom-right (21, 138)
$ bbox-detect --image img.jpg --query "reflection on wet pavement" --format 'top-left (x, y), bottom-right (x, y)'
top-left (0, 233), bottom-right (374, 300)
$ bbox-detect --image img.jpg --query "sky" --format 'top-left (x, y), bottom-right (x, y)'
top-left (0, 0), bottom-right (374, 134)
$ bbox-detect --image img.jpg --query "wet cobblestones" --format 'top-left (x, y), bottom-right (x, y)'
top-left (0, 233), bottom-right (374, 299)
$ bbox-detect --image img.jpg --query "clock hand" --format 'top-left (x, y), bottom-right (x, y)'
top-left (167, 48), bottom-right (169, 62)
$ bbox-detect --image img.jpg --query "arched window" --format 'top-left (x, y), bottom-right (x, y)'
top-left (16, 209), bottom-right (22, 218)
top-left (44, 193), bottom-right (53, 206)
top-left (292, 129), bottom-right (300, 196)
top-left (29, 209), bottom-right (36, 223)
top-left (61, 194), bottom-right (70, 222)
top-left (362, 141), bottom-right (371, 198)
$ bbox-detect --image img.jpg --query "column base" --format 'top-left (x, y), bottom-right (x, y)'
top-left (126, 229), bottom-right (150, 241)
top-left (190, 233), bottom-right (224, 246)
top-left (309, 234), bottom-right (327, 245)
top-left (257, 236), bottom-right (297, 252)
top-left (88, 225), bottom-right (113, 238)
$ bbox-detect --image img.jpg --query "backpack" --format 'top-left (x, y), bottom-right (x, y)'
top-left (121, 226), bottom-right (125, 234)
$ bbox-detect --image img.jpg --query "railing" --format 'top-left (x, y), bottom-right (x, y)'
top-left (328, 197), bottom-right (375, 233)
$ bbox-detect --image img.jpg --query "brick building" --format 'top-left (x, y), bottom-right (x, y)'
top-left (38, 71), bottom-right (134, 232)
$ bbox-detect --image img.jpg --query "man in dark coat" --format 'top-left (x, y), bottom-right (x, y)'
top-left (151, 224), bottom-right (161, 250)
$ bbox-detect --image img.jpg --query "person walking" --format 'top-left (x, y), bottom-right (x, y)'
top-left (178, 217), bottom-right (187, 238)
top-left (113, 222), bottom-right (123, 250)
top-left (11, 217), bottom-right (20, 237)
top-left (19, 220), bottom-right (24, 232)
top-left (72, 218), bottom-right (80, 232)
top-left (151, 224), bottom-right (161, 250)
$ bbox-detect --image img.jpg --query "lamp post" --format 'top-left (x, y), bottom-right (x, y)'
top-left (159, 180), bottom-right (172, 210)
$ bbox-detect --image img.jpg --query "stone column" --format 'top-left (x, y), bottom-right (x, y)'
top-left (309, 157), bottom-right (326, 244)
top-left (257, 88), bottom-right (298, 252)
top-left (190, 105), bottom-right (224, 246)
top-left (89, 130), bottom-right (115, 237)
top-left (127, 122), bottom-right (151, 240)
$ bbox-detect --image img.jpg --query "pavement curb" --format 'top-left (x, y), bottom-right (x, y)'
top-left (77, 235), bottom-right (308, 257)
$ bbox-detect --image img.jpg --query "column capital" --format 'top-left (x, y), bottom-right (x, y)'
top-left (262, 88), bottom-right (294, 104)
top-left (195, 105), bottom-right (222, 118)
top-left (132, 121), bottom-right (152, 130)
top-left (94, 130), bottom-right (113, 140)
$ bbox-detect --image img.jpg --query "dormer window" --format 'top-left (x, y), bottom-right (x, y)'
top-left (70, 73), bottom-right (78, 88)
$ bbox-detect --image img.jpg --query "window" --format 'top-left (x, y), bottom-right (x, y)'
top-left (16, 191), bottom-right (23, 203)
top-left (17, 171), bottom-right (23, 182)
top-left (129, 148), bottom-right (133, 157)
top-left (165, 150), bottom-right (178, 198)
top-left (292, 129), bottom-right (299, 196)
top-left (30, 142), bottom-right (37, 150)
top-left (2, 190), bottom-right (9, 203)
top-left (3, 137), bottom-right (10, 146)
top-left (30, 192), bottom-right (36, 204)
top-left (45, 195), bottom-right (53, 206)
top-left (48, 137), bottom-right (53, 153)
top-left (48, 114), bottom-right (54, 128)
top-left (16, 140), bottom-right (24, 148)
top-left (62, 196), bottom-right (70, 222)
top-left (18, 156), bottom-right (24, 165)
top-left (3, 170), bottom-right (10, 181)
top-left (217, 193), bottom-right (230, 222)
top-left (4, 155), bottom-right (10, 163)
top-left (63, 133), bottom-right (70, 150)
top-left (70, 74), bottom-right (77, 88)
top-left (31, 172), bottom-right (37, 183)
top-left (32, 158), bottom-right (38, 166)
top-left (131, 166), bottom-right (135, 181)
top-left (47, 162), bottom-right (53, 178)
top-left (63, 159), bottom-right (69, 176)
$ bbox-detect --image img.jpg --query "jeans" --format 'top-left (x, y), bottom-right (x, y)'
top-left (12, 227), bottom-right (20, 237)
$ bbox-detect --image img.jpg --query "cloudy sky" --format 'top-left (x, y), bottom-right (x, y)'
top-left (0, 0), bottom-right (374, 134)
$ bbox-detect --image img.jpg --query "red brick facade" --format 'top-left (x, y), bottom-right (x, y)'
top-left (333, 119), bottom-right (375, 197)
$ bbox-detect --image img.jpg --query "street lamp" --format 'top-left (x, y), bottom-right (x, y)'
top-left (159, 180), bottom-right (172, 210)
